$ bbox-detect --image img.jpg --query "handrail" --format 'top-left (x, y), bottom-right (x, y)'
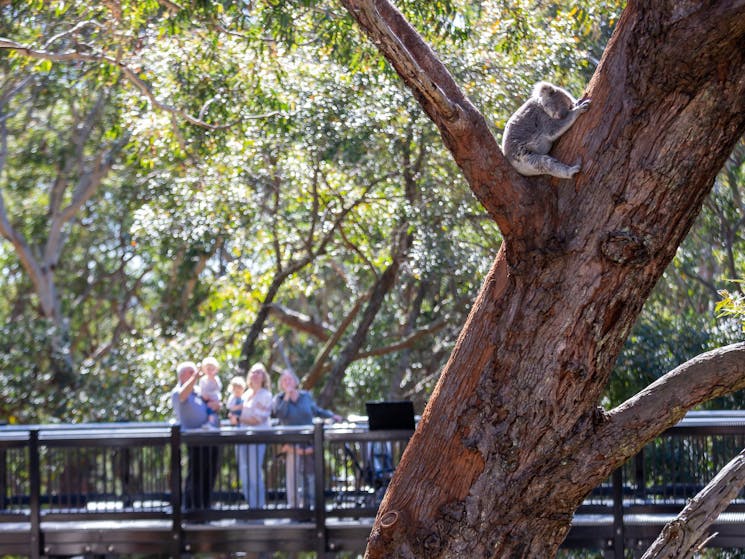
top-left (0, 413), bottom-right (744, 557)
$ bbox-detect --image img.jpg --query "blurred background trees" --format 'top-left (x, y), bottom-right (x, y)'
top-left (0, 0), bottom-right (741, 424)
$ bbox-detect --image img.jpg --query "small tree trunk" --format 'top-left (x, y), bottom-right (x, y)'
top-left (317, 232), bottom-right (409, 407)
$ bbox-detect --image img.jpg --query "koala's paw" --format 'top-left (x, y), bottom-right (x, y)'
top-left (576, 98), bottom-right (591, 113)
top-left (565, 159), bottom-right (582, 178)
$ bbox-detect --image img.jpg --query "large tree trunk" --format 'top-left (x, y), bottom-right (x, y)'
top-left (337, 1), bottom-right (745, 557)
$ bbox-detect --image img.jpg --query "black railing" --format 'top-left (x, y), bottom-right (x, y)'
top-left (0, 420), bottom-right (413, 557)
top-left (1, 412), bottom-right (745, 557)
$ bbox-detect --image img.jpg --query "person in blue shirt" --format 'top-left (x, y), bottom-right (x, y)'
top-left (171, 361), bottom-right (221, 510)
top-left (273, 369), bottom-right (342, 507)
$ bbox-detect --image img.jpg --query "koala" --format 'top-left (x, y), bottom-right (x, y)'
top-left (501, 81), bottom-right (591, 179)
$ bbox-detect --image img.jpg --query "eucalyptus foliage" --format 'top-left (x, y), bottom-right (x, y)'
top-left (1, 0), bottom-right (742, 425)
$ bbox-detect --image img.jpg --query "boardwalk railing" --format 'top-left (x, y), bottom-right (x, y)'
top-left (1, 412), bottom-right (745, 558)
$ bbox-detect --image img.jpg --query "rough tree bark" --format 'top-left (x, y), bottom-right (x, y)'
top-left (337, 1), bottom-right (745, 557)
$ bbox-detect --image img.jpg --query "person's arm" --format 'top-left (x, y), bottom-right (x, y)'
top-left (178, 370), bottom-right (201, 402)
top-left (310, 396), bottom-right (343, 422)
top-left (240, 391), bottom-right (269, 425)
top-left (273, 393), bottom-right (290, 420)
top-left (170, 389), bottom-right (182, 422)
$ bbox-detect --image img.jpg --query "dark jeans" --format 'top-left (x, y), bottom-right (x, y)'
top-left (184, 445), bottom-right (219, 510)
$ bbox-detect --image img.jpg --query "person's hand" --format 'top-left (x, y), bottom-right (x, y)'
top-left (207, 399), bottom-right (221, 412)
top-left (229, 415), bottom-right (238, 426)
top-left (331, 414), bottom-right (343, 423)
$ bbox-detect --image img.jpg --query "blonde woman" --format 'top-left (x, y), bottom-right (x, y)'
top-left (236, 363), bottom-right (272, 508)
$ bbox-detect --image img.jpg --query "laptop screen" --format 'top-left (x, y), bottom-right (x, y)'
top-left (366, 401), bottom-right (416, 431)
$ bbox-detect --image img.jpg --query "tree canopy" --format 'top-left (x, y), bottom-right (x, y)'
top-left (0, 1), bottom-right (741, 430)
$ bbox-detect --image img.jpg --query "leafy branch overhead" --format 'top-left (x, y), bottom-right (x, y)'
top-left (0, 35), bottom-right (270, 129)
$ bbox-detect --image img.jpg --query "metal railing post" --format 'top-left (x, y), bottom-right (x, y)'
top-left (29, 429), bottom-right (41, 559)
top-left (170, 424), bottom-right (182, 558)
top-left (0, 447), bottom-right (6, 512)
top-left (612, 467), bottom-right (624, 559)
top-left (313, 419), bottom-right (327, 557)
top-left (635, 448), bottom-right (646, 501)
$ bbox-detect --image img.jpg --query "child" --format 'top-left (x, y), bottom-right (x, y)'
top-left (226, 376), bottom-right (246, 426)
top-left (199, 357), bottom-right (223, 428)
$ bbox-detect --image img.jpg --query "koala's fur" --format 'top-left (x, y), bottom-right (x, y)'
top-left (502, 82), bottom-right (591, 179)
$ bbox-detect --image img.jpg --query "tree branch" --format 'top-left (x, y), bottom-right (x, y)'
top-left (339, 0), bottom-right (524, 230)
top-left (641, 447), bottom-right (745, 559)
top-left (317, 228), bottom-right (411, 407)
top-left (0, 190), bottom-right (47, 294)
top-left (238, 170), bottom-right (387, 369)
top-left (0, 38), bottom-right (217, 129)
top-left (266, 303), bottom-right (333, 341)
top-left (301, 290), bottom-right (370, 389)
top-left (598, 343), bottom-right (745, 464)
top-left (0, 81), bottom-right (55, 317)
top-left (45, 132), bottom-right (129, 270)
top-left (356, 318), bottom-right (446, 360)
top-left (350, 1), bottom-right (460, 121)
top-left (156, 0), bottom-right (184, 11)
top-left (179, 236), bottom-right (224, 316)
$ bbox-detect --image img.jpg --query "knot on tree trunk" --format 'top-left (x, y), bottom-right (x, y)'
top-left (600, 230), bottom-right (651, 265)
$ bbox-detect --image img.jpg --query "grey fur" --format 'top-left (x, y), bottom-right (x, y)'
top-left (502, 82), bottom-right (591, 179)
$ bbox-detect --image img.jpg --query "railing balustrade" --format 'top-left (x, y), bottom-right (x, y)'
top-left (0, 412), bottom-right (744, 558)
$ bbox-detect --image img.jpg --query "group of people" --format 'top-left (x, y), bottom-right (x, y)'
top-left (170, 358), bottom-right (342, 510)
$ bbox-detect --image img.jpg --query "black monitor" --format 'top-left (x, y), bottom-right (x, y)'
top-left (366, 401), bottom-right (416, 431)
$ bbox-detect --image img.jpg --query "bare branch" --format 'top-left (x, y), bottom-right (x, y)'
top-left (301, 291), bottom-right (371, 389)
top-left (239, 168), bottom-right (394, 368)
top-left (317, 232), bottom-right (410, 407)
top-left (266, 304), bottom-right (333, 341)
top-left (641, 447), bottom-right (745, 559)
top-left (156, 0), bottom-right (184, 12)
top-left (352, 1), bottom-right (460, 121)
top-left (356, 318), bottom-right (446, 359)
top-left (42, 20), bottom-right (103, 50)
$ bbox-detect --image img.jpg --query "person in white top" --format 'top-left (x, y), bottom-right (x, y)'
top-left (198, 357), bottom-right (223, 428)
top-left (236, 363), bottom-right (273, 508)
